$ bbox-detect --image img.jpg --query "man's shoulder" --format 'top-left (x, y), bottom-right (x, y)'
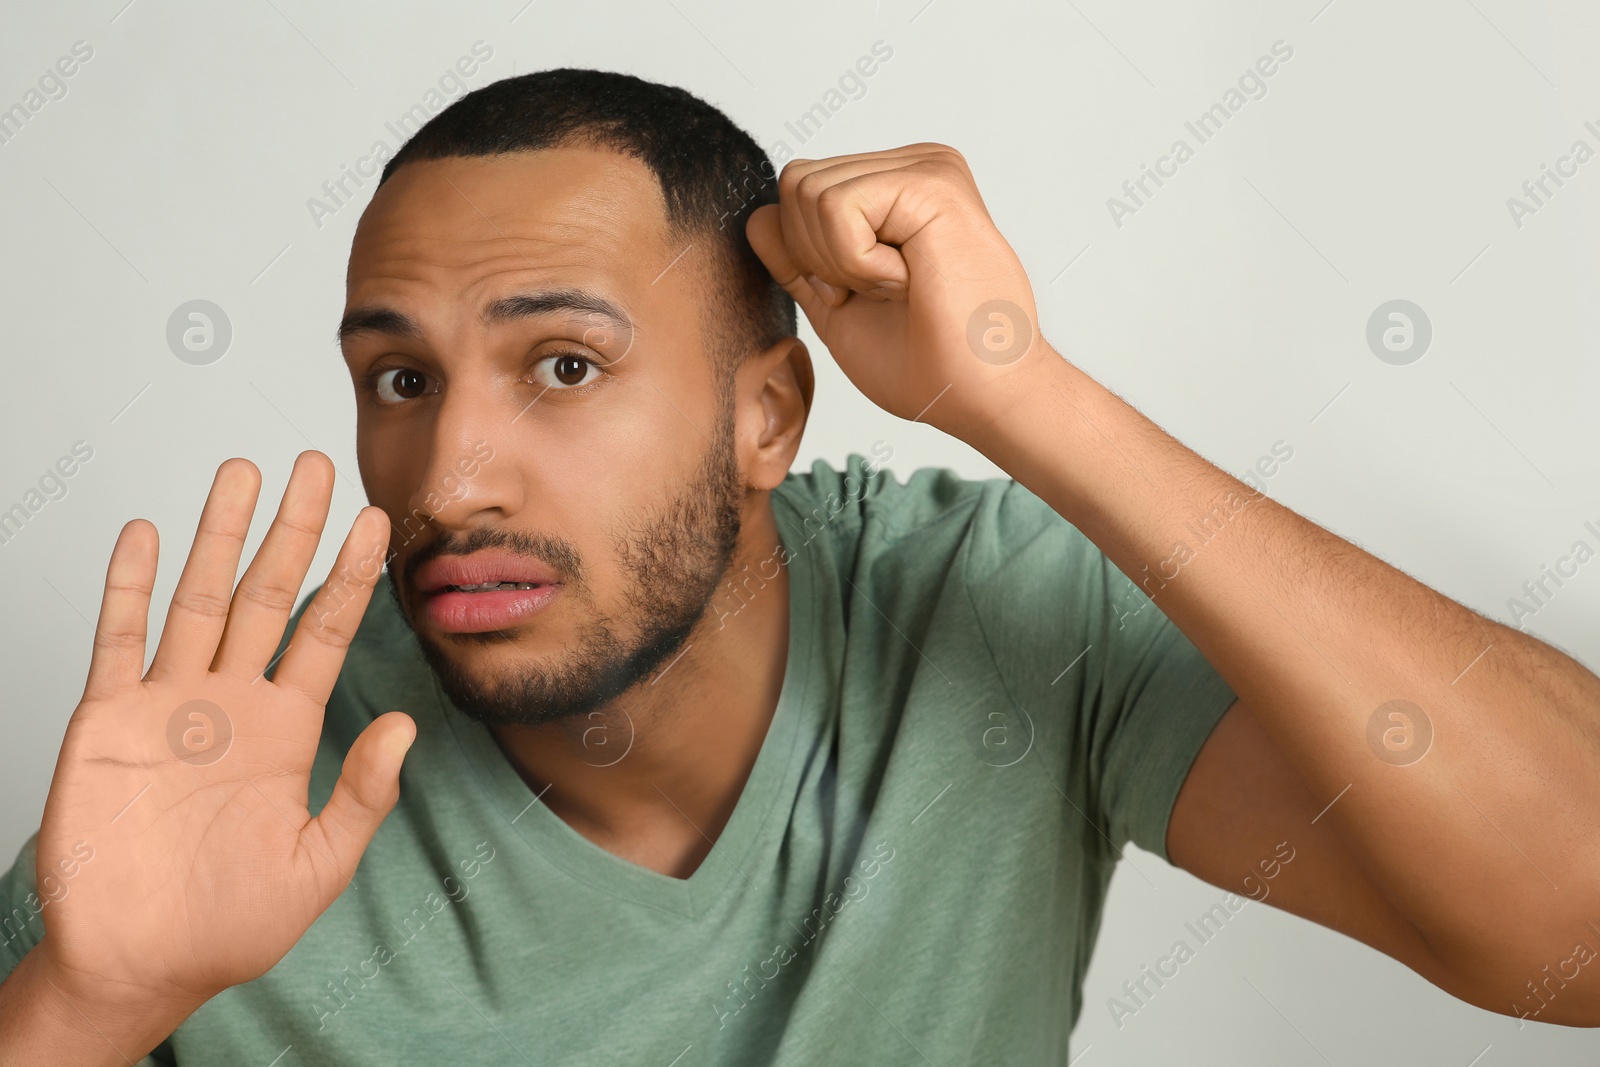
top-left (774, 450), bottom-right (1082, 572)
top-left (777, 450), bottom-right (1006, 546)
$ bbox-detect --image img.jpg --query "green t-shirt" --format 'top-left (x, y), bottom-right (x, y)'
top-left (0, 455), bottom-right (1236, 1065)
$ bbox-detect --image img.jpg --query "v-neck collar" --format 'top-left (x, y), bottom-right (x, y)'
top-left (435, 511), bottom-right (819, 920)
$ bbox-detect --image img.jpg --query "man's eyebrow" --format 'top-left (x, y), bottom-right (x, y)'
top-left (336, 307), bottom-right (423, 345)
top-left (482, 288), bottom-right (634, 333)
top-left (335, 288), bottom-right (634, 347)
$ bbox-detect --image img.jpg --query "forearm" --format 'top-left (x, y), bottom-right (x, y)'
top-left (0, 946), bottom-right (194, 1066)
top-left (973, 350), bottom-right (1600, 983)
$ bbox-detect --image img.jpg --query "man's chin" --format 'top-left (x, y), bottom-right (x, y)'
top-left (411, 632), bottom-right (618, 728)
top-left (399, 597), bottom-right (697, 730)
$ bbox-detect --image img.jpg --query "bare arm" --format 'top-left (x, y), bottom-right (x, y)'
top-left (746, 141), bottom-right (1600, 1026)
top-left (980, 354), bottom-right (1600, 1024)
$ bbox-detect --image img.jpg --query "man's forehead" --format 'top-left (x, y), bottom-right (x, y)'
top-left (347, 146), bottom-right (673, 286)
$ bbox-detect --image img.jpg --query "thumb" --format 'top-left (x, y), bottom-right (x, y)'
top-left (745, 204), bottom-right (827, 324)
top-left (305, 710), bottom-right (415, 894)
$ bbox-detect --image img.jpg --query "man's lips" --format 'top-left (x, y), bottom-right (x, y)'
top-left (413, 549), bottom-right (565, 634)
top-left (414, 549), bottom-right (562, 594)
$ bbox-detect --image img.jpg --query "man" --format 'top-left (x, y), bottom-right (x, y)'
top-left (1, 67), bottom-right (1597, 1065)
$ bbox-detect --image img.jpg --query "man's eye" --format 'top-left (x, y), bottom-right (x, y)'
top-left (532, 352), bottom-right (602, 390)
top-left (373, 367), bottom-right (432, 403)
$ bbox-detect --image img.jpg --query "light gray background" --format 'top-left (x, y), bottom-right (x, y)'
top-left (3, 1), bottom-right (1597, 1063)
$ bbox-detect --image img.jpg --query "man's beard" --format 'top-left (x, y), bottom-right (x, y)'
top-left (386, 402), bottom-right (744, 729)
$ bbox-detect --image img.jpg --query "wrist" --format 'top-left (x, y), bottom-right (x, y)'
top-left (961, 345), bottom-right (1101, 491)
top-left (0, 946), bottom-right (203, 1066)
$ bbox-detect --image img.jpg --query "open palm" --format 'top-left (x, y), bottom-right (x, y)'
top-left (34, 452), bottom-right (414, 1011)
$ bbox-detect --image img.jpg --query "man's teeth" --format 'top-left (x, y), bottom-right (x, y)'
top-left (451, 582), bottom-right (540, 592)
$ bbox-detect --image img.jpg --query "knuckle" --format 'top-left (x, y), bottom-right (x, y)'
top-left (941, 152), bottom-right (975, 180)
top-left (94, 626), bottom-right (143, 649)
top-left (301, 611), bottom-right (354, 653)
top-left (274, 513), bottom-right (326, 541)
top-left (815, 183), bottom-right (850, 210)
top-left (104, 578), bottom-right (154, 598)
top-left (233, 578), bottom-right (299, 614)
top-left (174, 587), bottom-right (232, 620)
top-left (195, 525), bottom-right (248, 555)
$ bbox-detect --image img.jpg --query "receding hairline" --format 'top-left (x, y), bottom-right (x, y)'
top-left (336, 286), bottom-right (636, 348)
top-left (362, 149), bottom-right (748, 343)
top-left (373, 135), bottom-right (699, 241)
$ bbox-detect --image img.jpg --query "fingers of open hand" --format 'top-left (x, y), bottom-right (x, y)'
top-left (146, 458), bottom-right (262, 680)
top-left (82, 518), bottom-right (159, 701)
top-left (270, 505), bottom-right (391, 709)
top-left (211, 452), bottom-right (335, 679)
top-left (304, 710), bottom-right (414, 893)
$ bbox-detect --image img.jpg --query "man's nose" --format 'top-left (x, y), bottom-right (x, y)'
top-left (408, 394), bottom-right (519, 529)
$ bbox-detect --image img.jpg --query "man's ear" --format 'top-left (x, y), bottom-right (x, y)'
top-left (736, 336), bottom-right (812, 492)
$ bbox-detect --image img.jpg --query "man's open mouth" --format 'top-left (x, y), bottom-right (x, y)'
top-left (413, 550), bottom-right (566, 633)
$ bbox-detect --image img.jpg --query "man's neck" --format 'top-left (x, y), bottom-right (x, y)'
top-left (487, 506), bottom-right (792, 880)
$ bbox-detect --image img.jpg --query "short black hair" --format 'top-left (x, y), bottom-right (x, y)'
top-left (376, 68), bottom-right (796, 382)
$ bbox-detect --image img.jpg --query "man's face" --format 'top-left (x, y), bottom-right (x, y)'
top-left (339, 146), bottom-right (744, 727)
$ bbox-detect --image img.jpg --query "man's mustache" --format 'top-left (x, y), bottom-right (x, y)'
top-left (401, 525), bottom-right (585, 590)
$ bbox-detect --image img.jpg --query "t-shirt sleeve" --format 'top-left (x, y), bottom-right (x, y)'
top-left (964, 477), bottom-right (1238, 864)
top-left (0, 832), bottom-right (44, 978)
